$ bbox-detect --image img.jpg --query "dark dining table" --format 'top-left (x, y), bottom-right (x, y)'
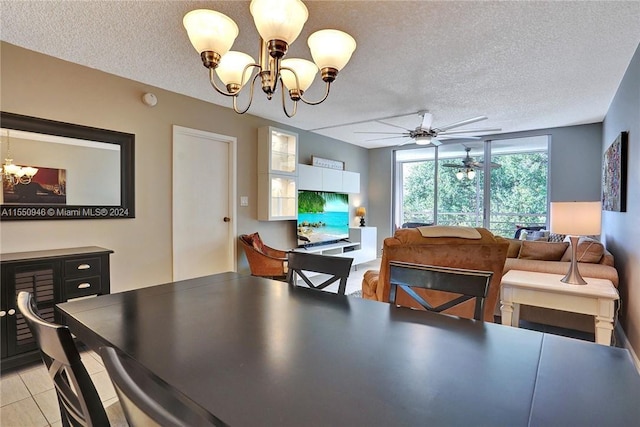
top-left (57, 272), bottom-right (640, 426)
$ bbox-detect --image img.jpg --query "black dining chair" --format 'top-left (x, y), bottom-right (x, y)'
top-left (286, 251), bottom-right (354, 295)
top-left (16, 291), bottom-right (111, 427)
top-left (388, 261), bottom-right (493, 320)
top-left (99, 346), bottom-right (225, 427)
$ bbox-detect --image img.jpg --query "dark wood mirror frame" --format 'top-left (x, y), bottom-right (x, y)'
top-left (0, 112), bottom-right (135, 220)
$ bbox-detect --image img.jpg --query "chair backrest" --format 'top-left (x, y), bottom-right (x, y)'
top-left (99, 346), bottom-right (187, 427)
top-left (16, 291), bottom-right (109, 427)
top-left (286, 252), bottom-right (354, 295)
top-left (388, 261), bottom-right (493, 320)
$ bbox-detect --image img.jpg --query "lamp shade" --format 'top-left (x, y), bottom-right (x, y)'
top-left (308, 29), bottom-right (356, 71)
top-left (355, 207), bottom-right (366, 217)
top-left (550, 201), bottom-right (602, 235)
top-left (280, 58), bottom-right (318, 91)
top-left (183, 9), bottom-right (239, 55)
top-left (216, 51), bottom-right (255, 86)
top-left (467, 169), bottom-right (476, 179)
top-left (250, 0), bottom-right (308, 44)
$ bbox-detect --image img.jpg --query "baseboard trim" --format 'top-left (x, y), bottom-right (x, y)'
top-left (616, 323), bottom-right (640, 374)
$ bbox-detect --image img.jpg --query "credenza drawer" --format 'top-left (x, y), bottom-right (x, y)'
top-left (64, 257), bottom-right (102, 278)
top-left (64, 276), bottom-right (102, 299)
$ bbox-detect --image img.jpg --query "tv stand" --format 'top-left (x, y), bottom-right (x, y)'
top-left (293, 227), bottom-right (377, 267)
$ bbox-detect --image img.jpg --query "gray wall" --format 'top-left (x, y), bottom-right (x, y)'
top-left (367, 123), bottom-right (604, 253)
top-left (602, 43), bottom-right (640, 361)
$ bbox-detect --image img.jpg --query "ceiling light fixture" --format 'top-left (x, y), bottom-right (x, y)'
top-left (183, 0), bottom-right (357, 118)
top-left (456, 168), bottom-right (476, 180)
top-left (2, 131), bottom-right (38, 186)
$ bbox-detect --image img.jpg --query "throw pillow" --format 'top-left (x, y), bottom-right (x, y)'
top-left (518, 241), bottom-right (569, 261)
top-left (548, 233), bottom-right (566, 243)
top-left (560, 237), bottom-right (604, 263)
top-left (248, 232), bottom-right (264, 252)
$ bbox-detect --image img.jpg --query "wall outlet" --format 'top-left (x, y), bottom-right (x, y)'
top-left (240, 196), bottom-right (249, 207)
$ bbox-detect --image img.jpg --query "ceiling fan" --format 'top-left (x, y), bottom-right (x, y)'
top-left (442, 146), bottom-right (501, 180)
top-left (355, 111), bottom-right (501, 146)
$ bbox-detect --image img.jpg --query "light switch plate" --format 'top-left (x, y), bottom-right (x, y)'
top-left (240, 196), bottom-right (249, 206)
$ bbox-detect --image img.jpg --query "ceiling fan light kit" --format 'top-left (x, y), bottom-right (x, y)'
top-left (183, 0), bottom-right (356, 118)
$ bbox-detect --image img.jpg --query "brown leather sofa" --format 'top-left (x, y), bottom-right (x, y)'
top-left (362, 227), bottom-right (509, 322)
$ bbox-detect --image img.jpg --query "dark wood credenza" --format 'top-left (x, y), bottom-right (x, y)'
top-left (1, 246), bottom-right (112, 371)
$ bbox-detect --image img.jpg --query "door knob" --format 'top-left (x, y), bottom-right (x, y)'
top-left (223, 217), bottom-right (231, 222)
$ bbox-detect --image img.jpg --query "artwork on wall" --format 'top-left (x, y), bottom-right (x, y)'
top-left (3, 166), bottom-right (67, 205)
top-left (602, 131), bottom-right (628, 212)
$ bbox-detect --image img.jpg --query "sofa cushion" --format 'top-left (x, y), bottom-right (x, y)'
top-left (548, 233), bottom-right (567, 243)
top-left (506, 239), bottom-right (522, 258)
top-left (560, 237), bottom-right (604, 264)
top-left (518, 241), bottom-right (569, 261)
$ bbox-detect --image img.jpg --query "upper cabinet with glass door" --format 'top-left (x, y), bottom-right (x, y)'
top-left (258, 127), bottom-right (298, 175)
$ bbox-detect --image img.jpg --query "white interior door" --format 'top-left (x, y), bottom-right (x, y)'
top-left (172, 126), bottom-right (236, 281)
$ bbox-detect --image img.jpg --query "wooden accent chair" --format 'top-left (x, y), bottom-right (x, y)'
top-left (389, 261), bottom-right (493, 321)
top-left (239, 232), bottom-right (289, 280)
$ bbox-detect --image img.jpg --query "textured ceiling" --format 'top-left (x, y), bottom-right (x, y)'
top-left (1, 1), bottom-right (639, 149)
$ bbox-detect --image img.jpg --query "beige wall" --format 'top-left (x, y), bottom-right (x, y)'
top-left (0, 42), bottom-right (368, 292)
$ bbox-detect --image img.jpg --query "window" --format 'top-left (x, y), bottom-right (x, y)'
top-left (394, 136), bottom-right (549, 238)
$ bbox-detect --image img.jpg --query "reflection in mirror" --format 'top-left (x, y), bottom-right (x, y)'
top-left (0, 111), bottom-right (135, 220)
top-left (1, 129), bottom-right (121, 205)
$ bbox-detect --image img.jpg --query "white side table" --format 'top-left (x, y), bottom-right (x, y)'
top-left (500, 270), bottom-right (619, 346)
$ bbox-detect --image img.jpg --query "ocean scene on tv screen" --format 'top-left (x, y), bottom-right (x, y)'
top-left (298, 191), bottom-right (349, 246)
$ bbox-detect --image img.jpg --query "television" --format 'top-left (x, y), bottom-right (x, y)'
top-left (297, 190), bottom-right (350, 247)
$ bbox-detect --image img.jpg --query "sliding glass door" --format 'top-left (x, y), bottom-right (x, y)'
top-left (394, 136), bottom-right (549, 237)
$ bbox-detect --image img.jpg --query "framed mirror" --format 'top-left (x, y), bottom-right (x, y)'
top-left (0, 112), bottom-right (135, 220)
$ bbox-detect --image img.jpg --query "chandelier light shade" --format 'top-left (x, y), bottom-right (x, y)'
top-left (250, 0), bottom-right (309, 46)
top-left (281, 58), bottom-right (318, 92)
top-left (216, 51), bottom-right (256, 89)
top-left (307, 29), bottom-right (357, 71)
top-left (183, 10), bottom-right (239, 57)
top-left (550, 201), bottom-right (602, 285)
top-left (182, 0), bottom-right (356, 117)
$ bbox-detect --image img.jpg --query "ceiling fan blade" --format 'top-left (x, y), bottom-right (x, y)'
top-left (436, 116), bottom-right (488, 132)
top-left (420, 111), bottom-right (433, 129)
top-left (431, 138), bottom-right (442, 146)
top-left (442, 163), bottom-right (462, 168)
top-left (375, 120), bottom-right (412, 132)
top-left (438, 127), bottom-right (502, 135)
top-left (471, 161), bottom-right (502, 169)
top-left (435, 135), bottom-right (482, 141)
top-left (365, 135), bottom-right (408, 142)
top-left (355, 131), bottom-right (406, 135)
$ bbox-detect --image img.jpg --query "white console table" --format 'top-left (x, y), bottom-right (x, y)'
top-left (294, 227), bottom-right (377, 268)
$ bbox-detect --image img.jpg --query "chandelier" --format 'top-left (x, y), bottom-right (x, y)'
top-left (2, 131), bottom-right (38, 185)
top-left (456, 168), bottom-right (476, 180)
top-left (183, 0), bottom-right (356, 117)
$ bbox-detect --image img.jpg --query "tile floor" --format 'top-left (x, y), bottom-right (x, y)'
top-left (0, 349), bottom-right (127, 427)
top-left (2, 258), bottom-right (610, 426)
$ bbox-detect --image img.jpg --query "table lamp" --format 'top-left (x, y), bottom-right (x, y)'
top-left (355, 207), bottom-right (366, 227)
top-left (550, 201), bottom-right (602, 285)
